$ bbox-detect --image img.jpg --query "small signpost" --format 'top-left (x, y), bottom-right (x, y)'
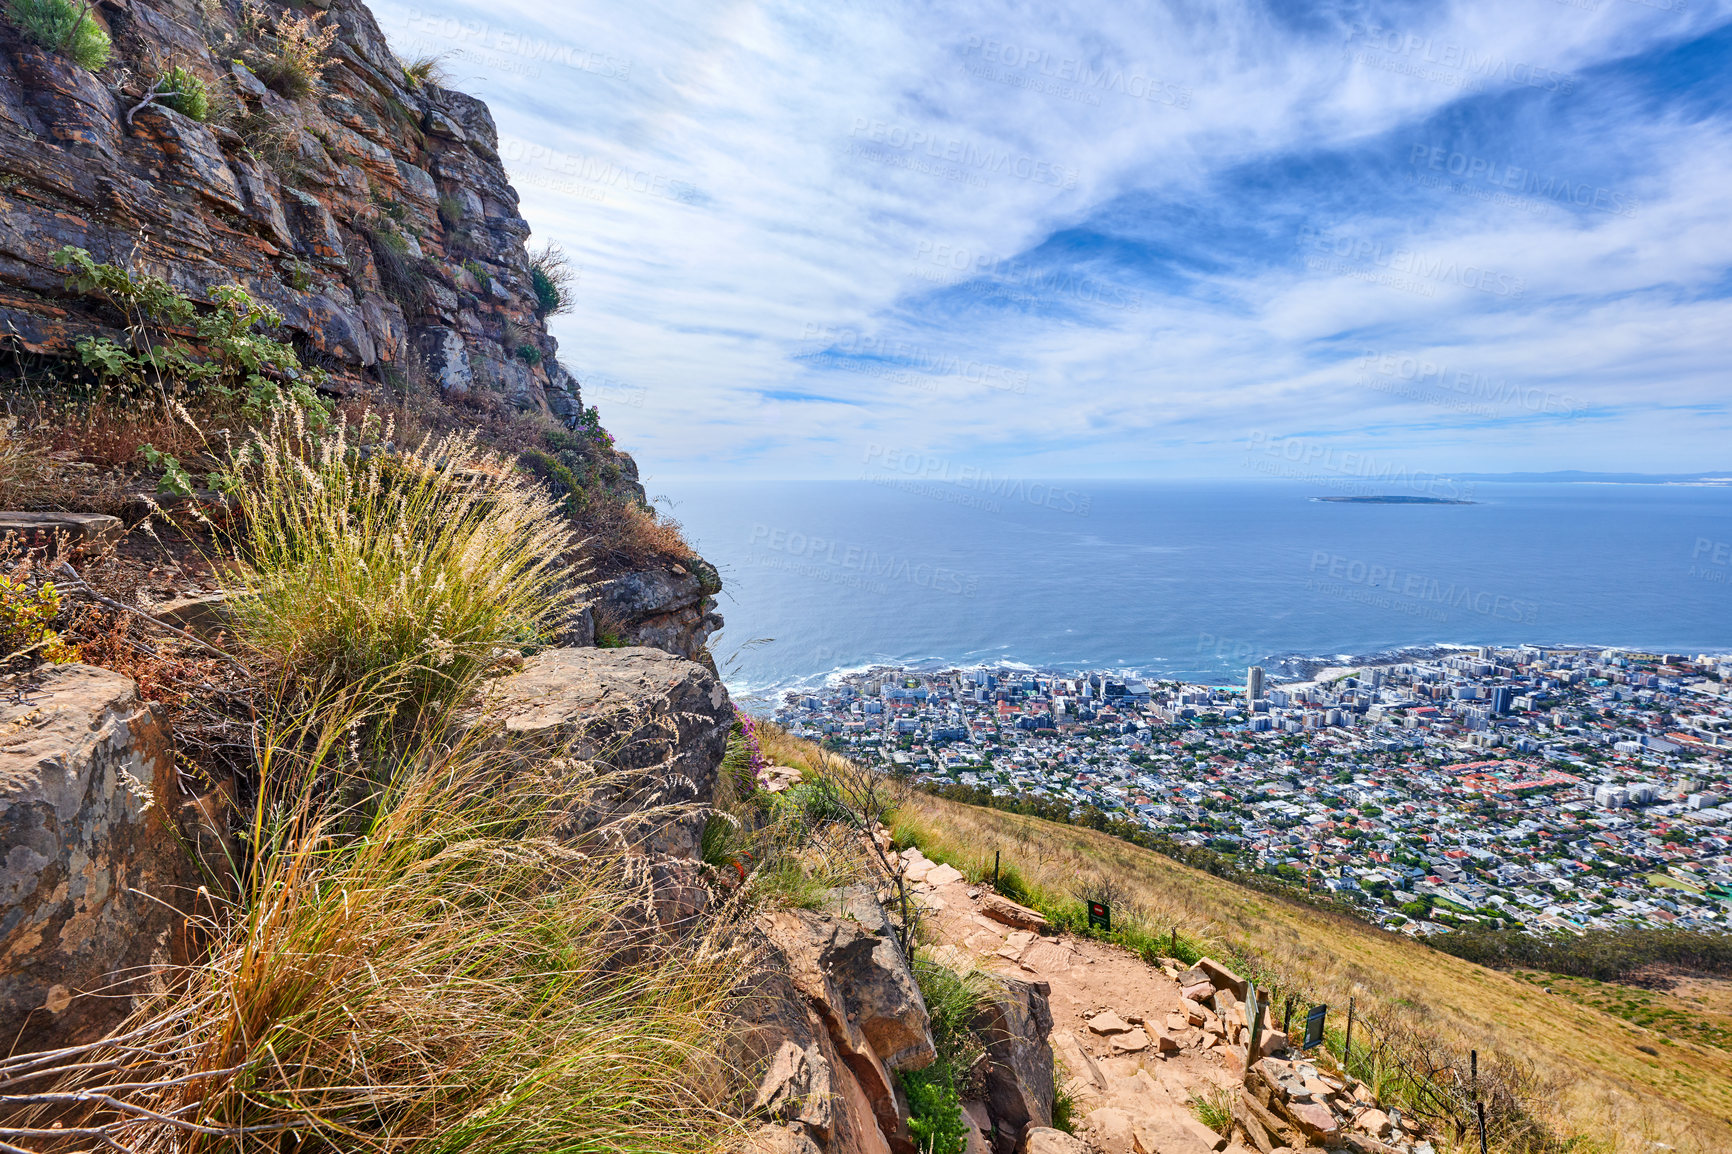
top-left (1244, 982), bottom-right (1263, 1075)
top-left (1087, 901), bottom-right (1111, 932)
top-left (1302, 1004), bottom-right (1327, 1051)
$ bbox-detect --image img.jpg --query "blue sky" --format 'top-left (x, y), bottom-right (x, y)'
top-left (373, 0), bottom-right (1732, 481)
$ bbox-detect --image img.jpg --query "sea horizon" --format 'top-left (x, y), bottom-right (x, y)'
top-left (662, 477), bottom-right (1732, 708)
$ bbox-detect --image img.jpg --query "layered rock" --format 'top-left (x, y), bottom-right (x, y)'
top-left (0, 0), bottom-right (616, 446)
top-left (0, 663), bottom-right (193, 1049)
top-left (590, 561), bottom-right (724, 666)
top-left (473, 646), bottom-right (732, 860)
top-left (741, 885), bottom-right (938, 1154)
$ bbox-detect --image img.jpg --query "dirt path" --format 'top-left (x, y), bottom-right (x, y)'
top-left (905, 852), bottom-right (1250, 1154)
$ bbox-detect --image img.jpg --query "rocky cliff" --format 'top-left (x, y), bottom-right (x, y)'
top-left (0, 0), bottom-right (723, 663)
top-left (0, 0), bottom-right (576, 418)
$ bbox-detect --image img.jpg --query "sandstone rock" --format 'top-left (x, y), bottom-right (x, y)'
top-left (1181, 980), bottom-right (1214, 1002)
top-left (1087, 1010), bottom-right (1134, 1036)
top-left (1110, 1028), bottom-right (1150, 1054)
top-left (1196, 957), bottom-right (1248, 998)
top-left (744, 1125), bottom-right (825, 1154)
top-left (1284, 1100), bottom-right (1340, 1143)
top-left (1353, 1107), bottom-right (1394, 1138)
top-left (765, 889), bottom-right (935, 1074)
top-left (927, 863), bottom-right (965, 886)
top-left (752, 1039), bottom-right (833, 1136)
top-left (1257, 1028), bottom-right (1288, 1058)
top-left (979, 893), bottom-right (1049, 932)
top-left (0, 664), bottom-right (193, 1049)
top-left (1156, 1032), bottom-right (1180, 1054)
top-left (1020, 1128), bottom-right (1089, 1154)
top-left (1084, 1107), bottom-right (1136, 1154)
top-left (473, 647), bottom-right (731, 859)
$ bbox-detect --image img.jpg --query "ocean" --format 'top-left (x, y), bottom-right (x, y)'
top-left (661, 478), bottom-right (1732, 708)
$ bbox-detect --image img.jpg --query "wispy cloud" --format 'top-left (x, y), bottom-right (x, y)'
top-left (373, 0), bottom-right (1732, 479)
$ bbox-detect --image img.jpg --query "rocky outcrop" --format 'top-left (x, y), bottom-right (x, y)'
top-left (0, 0), bottom-right (590, 426)
top-left (741, 886), bottom-right (938, 1154)
top-left (0, 663), bottom-right (192, 1050)
top-left (591, 562), bottom-right (724, 666)
top-left (975, 978), bottom-right (1056, 1152)
top-left (474, 646), bottom-right (732, 860)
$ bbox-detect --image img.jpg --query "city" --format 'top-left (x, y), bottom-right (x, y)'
top-left (771, 645), bottom-right (1732, 936)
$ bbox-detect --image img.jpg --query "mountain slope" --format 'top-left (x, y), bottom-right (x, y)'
top-left (899, 791), bottom-right (1732, 1154)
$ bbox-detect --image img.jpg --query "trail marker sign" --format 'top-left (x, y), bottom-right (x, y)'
top-left (1302, 1004), bottom-right (1327, 1050)
top-left (1087, 901), bottom-right (1110, 931)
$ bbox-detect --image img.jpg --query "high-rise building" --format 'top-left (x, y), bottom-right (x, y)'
top-left (1246, 665), bottom-right (1265, 700)
top-left (1489, 686), bottom-right (1514, 715)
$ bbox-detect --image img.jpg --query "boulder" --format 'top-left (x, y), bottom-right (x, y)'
top-left (1181, 981), bottom-right (1214, 1003)
top-left (762, 888), bottom-right (935, 1151)
top-left (979, 893), bottom-right (1048, 932)
top-left (975, 976), bottom-right (1055, 1151)
top-left (1196, 957), bottom-right (1247, 998)
top-left (473, 647), bottom-right (731, 859)
top-left (1020, 1128), bottom-right (1089, 1154)
top-left (0, 664), bottom-right (193, 1049)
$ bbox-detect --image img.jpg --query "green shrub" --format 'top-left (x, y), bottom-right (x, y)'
top-left (51, 246), bottom-right (331, 424)
top-left (516, 343), bottom-right (542, 366)
top-left (157, 65), bottom-right (209, 121)
top-left (900, 1066), bottom-right (968, 1154)
top-left (529, 241), bottom-right (575, 317)
top-left (7, 0), bottom-right (111, 71)
top-left (0, 572), bottom-right (77, 664)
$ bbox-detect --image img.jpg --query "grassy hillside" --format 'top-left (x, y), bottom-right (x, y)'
top-left (897, 791), bottom-right (1732, 1154)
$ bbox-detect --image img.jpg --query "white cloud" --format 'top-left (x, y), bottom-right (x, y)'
top-left (372, 0), bottom-right (1732, 479)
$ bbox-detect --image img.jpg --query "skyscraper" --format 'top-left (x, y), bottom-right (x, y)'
top-left (1246, 665), bottom-right (1265, 700)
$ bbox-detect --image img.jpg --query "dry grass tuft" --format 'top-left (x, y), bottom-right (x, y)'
top-left (0, 729), bottom-right (745, 1154)
top-left (221, 407), bottom-right (577, 725)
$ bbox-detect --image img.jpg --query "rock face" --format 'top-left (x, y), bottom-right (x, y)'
top-left (591, 563), bottom-right (724, 666)
top-left (975, 978), bottom-right (1056, 1152)
top-left (743, 886), bottom-right (938, 1154)
top-left (0, 0), bottom-right (616, 442)
top-left (0, 664), bottom-right (192, 1049)
top-left (475, 646), bottom-right (732, 860)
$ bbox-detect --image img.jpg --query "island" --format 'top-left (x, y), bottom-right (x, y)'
top-left (1314, 495), bottom-right (1477, 505)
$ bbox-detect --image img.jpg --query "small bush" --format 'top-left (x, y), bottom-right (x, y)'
top-left (400, 51), bottom-right (447, 88)
top-left (900, 1066), bottom-right (968, 1154)
top-left (365, 226), bottom-right (429, 309)
top-left (156, 64), bottom-right (210, 120)
top-left (6, 0), bottom-right (111, 71)
top-left (1188, 1086), bottom-right (1234, 1135)
top-left (248, 5), bottom-right (337, 101)
top-left (516, 343), bottom-right (542, 366)
top-left (6, 737), bottom-right (741, 1154)
top-left (529, 240), bottom-right (576, 317)
top-left (223, 409), bottom-right (577, 724)
top-left (0, 570), bottom-right (77, 664)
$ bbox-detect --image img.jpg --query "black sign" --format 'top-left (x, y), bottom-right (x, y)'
top-left (1087, 901), bottom-right (1110, 932)
top-left (1303, 1004), bottom-right (1327, 1050)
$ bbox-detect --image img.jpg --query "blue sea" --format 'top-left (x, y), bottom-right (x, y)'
top-left (662, 478), bottom-right (1732, 708)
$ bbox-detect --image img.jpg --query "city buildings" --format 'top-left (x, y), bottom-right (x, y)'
top-left (771, 645), bottom-right (1732, 936)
